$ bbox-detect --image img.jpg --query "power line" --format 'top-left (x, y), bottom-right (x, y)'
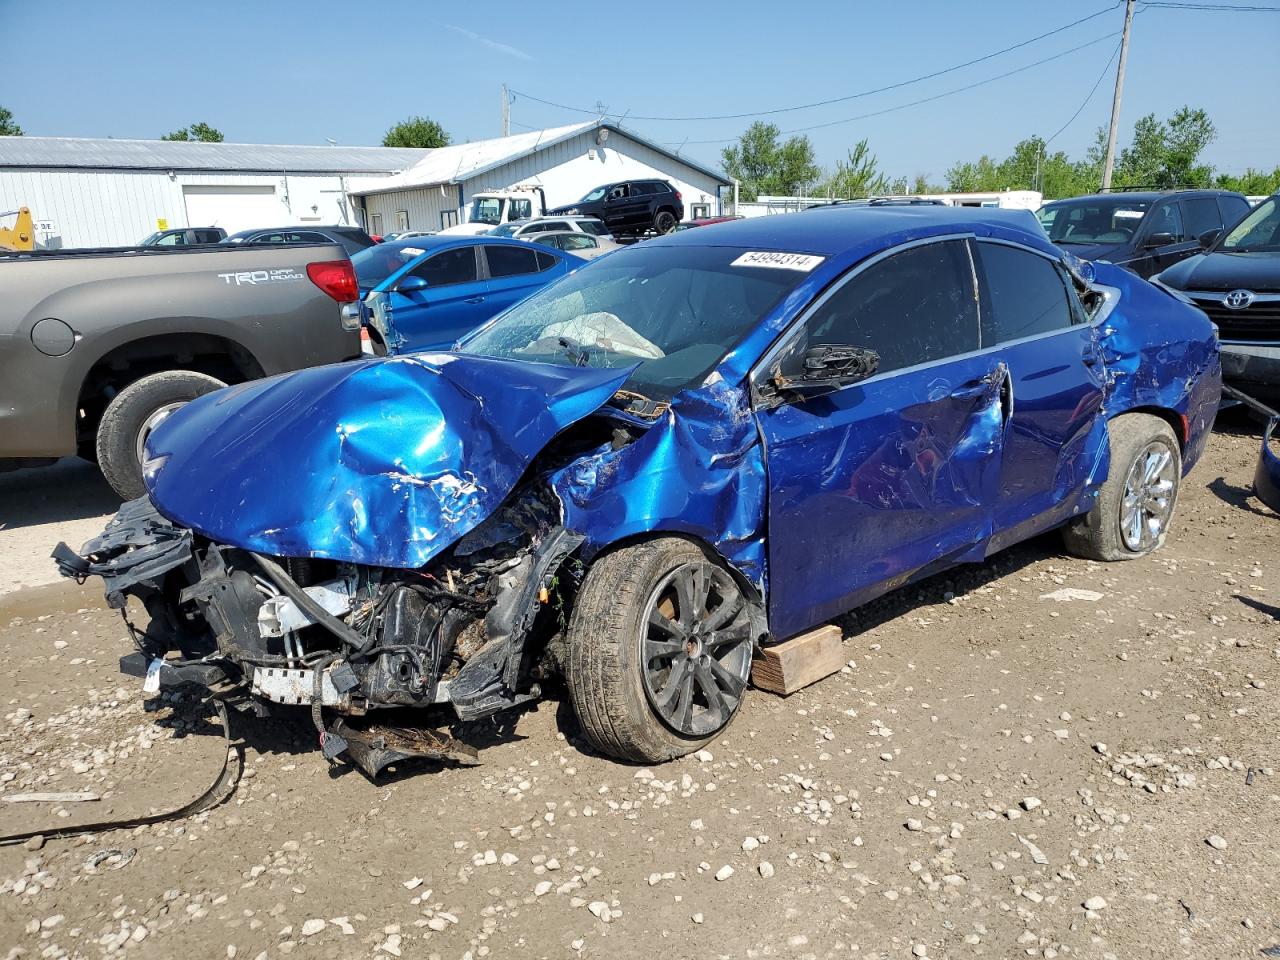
top-left (1045, 38), bottom-right (1124, 147)
top-left (1138, 1), bottom-right (1280, 9)
top-left (679, 31), bottom-right (1122, 146)
top-left (510, 2), bottom-right (1122, 123)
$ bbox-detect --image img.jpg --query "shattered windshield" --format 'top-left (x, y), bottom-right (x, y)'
top-left (1220, 196), bottom-right (1280, 253)
top-left (1036, 198), bottom-right (1151, 244)
top-left (468, 197), bottom-right (503, 226)
top-left (458, 245), bottom-right (802, 400)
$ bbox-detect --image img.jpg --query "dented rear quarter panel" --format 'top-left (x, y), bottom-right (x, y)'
top-left (1091, 262), bottom-right (1221, 472)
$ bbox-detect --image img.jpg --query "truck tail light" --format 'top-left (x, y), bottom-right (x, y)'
top-left (307, 259), bottom-right (358, 303)
top-left (675, 190), bottom-right (683, 202)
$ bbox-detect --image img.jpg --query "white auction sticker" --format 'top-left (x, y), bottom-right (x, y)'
top-left (730, 251), bottom-right (825, 271)
top-left (143, 658), bottom-right (163, 694)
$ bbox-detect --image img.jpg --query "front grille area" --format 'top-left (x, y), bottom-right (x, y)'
top-left (1189, 297), bottom-right (1280, 343)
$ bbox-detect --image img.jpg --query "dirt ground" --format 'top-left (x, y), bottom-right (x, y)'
top-left (1, 420), bottom-right (1276, 960)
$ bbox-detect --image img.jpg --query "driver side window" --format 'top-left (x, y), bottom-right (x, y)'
top-left (780, 239), bottom-right (979, 379)
top-left (1145, 202), bottom-right (1185, 243)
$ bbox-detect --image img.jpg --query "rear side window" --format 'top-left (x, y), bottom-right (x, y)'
top-left (194, 230), bottom-right (222, 243)
top-left (534, 250), bottom-right (559, 271)
top-left (1182, 197), bottom-right (1223, 238)
top-left (796, 240), bottom-right (979, 376)
top-left (976, 242), bottom-right (1075, 344)
top-left (485, 244), bottom-right (541, 278)
top-left (579, 219), bottom-right (609, 236)
top-left (528, 221), bottom-right (569, 234)
top-left (561, 234), bottom-right (597, 250)
top-left (1218, 195), bottom-right (1251, 229)
top-left (405, 247), bottom-right (478, 288)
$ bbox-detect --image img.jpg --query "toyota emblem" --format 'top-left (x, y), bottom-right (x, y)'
top-left (1223, 289), bottom-right (1255, 310)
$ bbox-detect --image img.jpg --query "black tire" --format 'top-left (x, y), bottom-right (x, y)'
top-left (96, 370), bottom-right (226, 500)
top-left (653, 209), bottom-right (678, 234)
top-left (1061, 413), bottom-right (1181, 561)
top-left (565, 538), bottom-right (755, 763)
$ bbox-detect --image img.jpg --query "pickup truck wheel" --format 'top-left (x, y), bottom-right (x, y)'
top-left (653, 209), bottom-right (678, 234)
top-left (565, 538), bottom-right (753, 763)
top-left (96, 371), bottom-right (226, 500)
top-left (1061, 413), bottom-right (1181, 561)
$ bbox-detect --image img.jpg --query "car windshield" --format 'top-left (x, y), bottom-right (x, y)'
top-left (580, 186), bottom-right (607, 202)
top-left (352, 242), bottom-right (429, 288)
top-left (1219, 197), bottom-right (1280, 253)
top-left (1036, 198), bottom-right (1152, 244)
top-left (458, 245), bottom-right (803, 401)
top-left (468, 198), bottom-right (503, 226)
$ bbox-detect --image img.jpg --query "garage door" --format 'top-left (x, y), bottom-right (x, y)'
top-left (183, 185), bottom-right (279, 233)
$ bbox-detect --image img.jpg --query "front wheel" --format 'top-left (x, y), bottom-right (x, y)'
top-left (1062, 413), bottom-right (1181, 561)
top-left (565, 538), bottom-right (755, 763)
top-left (96, 370), bottom-right (226, 500)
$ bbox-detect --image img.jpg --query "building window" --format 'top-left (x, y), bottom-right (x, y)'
top-left (396, 210), bottom-right (409, 232)
top-left (691, 203), bottom-right (710, 219)
top-left (440, 210), bottom-right (458, 229)
top-left (370, 213), bottom-right (384, 235)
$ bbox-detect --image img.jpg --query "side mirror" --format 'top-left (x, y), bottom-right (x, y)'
top-left (776, 345), bottom-right (880, 399)
top-left (1144, 232), bottom-right (1176, 249)
top-left (1198, 228), bottom-right (1222, 249)
top-left (397, 275), bottom-right (428, 293)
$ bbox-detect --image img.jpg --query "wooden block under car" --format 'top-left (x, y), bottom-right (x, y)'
top-left (750, 624), bottom-right (844, 695)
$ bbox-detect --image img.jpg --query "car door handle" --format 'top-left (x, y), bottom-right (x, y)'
top-left (463, 296), bottom-right (485, 304)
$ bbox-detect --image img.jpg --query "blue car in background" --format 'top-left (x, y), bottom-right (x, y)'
top-left (64, 207), bottom-right (1221, 776)
top-left (352, 235), bottom-right (581, 353)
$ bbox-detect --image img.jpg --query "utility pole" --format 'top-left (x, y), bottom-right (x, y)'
top-left (1101, 0), bottom-right (1136, 192)
top-left (501, 84), bottom-right (510, 137)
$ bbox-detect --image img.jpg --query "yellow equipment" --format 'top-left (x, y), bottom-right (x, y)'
top-left (0, 207), bottom-right (35, 251)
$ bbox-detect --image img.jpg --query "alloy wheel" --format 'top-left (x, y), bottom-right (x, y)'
top-left (640, 560), bottom-right (753, 737)
top-left (1119, 441), bottom-right (1176, 552)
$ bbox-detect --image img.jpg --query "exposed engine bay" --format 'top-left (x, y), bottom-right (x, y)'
top-left (54, 478), bottom-right (591, 776)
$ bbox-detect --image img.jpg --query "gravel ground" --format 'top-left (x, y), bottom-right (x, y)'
top-left (0, 425), bottom-right (1276, 960)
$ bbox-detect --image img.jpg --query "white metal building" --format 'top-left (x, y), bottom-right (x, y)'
top-left (348, 122), bottom-right (730, 235)
top-left (0, 138), bottom-right (429, 248)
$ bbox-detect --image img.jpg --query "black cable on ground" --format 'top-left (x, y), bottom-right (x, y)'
top-left (0, 700), bottom-right (243, 847)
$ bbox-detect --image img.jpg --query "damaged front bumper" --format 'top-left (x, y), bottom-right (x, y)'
top-left (55, 495), bottom-right (581, 774)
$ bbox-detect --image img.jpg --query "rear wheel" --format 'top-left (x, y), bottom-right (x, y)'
top-left (1061, 413), bottom-right (1181, 561)
top-left (565, 538), bottom-right (754, 763)
top-left (96, 370), bottom-right (225, 500)
top-left (653, 209), bottom-right (678, 234)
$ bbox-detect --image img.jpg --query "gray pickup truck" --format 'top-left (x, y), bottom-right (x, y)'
top-left (1, 242), bottom-right (362, 499)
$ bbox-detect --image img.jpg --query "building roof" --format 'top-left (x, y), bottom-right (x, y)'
top-left (0, 136), bottom-right (429, 173)
top-left (348, 121), bottom-right (728, 196)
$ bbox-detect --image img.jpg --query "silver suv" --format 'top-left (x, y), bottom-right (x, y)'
top-left (489, 216), bottom-right (613, 241)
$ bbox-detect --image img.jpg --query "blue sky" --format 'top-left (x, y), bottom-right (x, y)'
top-left (3, 0), bottom-right (1276, 181)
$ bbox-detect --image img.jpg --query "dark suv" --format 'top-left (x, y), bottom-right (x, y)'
top-left (224, 225), bottom-right (377, 257)
top-left (1036, 189), bottom-right (1251, 279)
top-left (547, 180), bottom-right (684, 237)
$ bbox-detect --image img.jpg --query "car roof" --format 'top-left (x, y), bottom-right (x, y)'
top-left (1043, 189), bottom-right (1240, 204)
top-left (646, 206), bottom-right (1057, 258)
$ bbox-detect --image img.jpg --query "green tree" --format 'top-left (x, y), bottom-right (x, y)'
top-left (815, 139), bottom-right (890, 198)
top-left (0, 105), bottom-right (23, 136)
top-left (1113, 107), bottom-right (1216, 189)
top-left (1215, 166), bottom-right (1280, 195)
top-left (162, 122), bottom-right (224, 142)
top-left (721, 122), bottom-right (820, 201)
top-left (382, 116), bottom-right (450, 148)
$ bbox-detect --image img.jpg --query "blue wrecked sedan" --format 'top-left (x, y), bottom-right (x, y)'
top-left (352, 235), bottom-right (581, 354)
top-left (59, 207), bottom-right (1220, 773)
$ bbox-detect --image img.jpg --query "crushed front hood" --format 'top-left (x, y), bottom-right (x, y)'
top-left (143, 354), bottom-right (632, 568)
